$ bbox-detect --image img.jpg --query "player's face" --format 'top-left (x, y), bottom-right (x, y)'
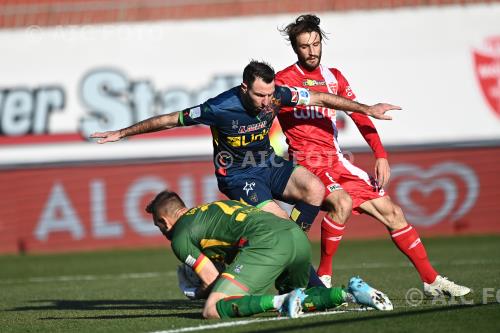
top-left (295, 31), bottom-right (322, 71)
top-left (241, 77), bottom-right (276, 113)
top-left (153, 215), bottom-right (170, 237)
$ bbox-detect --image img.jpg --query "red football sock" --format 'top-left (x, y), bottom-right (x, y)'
top-left (390, 225), bottom-right (438, 284)
top-left (317, 215), bottom-right (345, 277)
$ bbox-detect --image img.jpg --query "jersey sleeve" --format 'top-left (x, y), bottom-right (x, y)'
top-left (333, 68), bottom-right (387, 158)
top-left (178, 103), bottom-right (217, 127)
top-left (331, 68), bottom-right (356, 100)
top-left (276, 85), bottom-right (311, 108)
top-left (171, 229), bottom-right (209, 273)
top-left (349, 113), bottom-right (388, 159)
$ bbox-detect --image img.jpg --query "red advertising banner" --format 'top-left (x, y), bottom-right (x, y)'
top-left (308, 146), bottom-right (500, 239)
top-left (1, 146), bottom-right (500, 254)
top-left (0, 161), bottom-right (225, 254)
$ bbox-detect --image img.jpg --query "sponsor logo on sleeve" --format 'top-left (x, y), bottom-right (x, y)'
top-left (189, 106), bottom-right (201, 119)
top-left (185, 255), bottom-right (196, 267)
top-left (345, 86), bottom-right (354, 98)
top-left (297, 88), bottom-right (310, 106)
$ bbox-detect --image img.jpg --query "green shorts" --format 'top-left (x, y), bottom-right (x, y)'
top-left (212, 227), bottom-right (311, 295)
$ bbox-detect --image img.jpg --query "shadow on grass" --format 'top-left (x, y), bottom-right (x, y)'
top-left (7, 299), bottom-right (204, 312)
top-left (244, 302), bottom-right (500, 333)
top-left (40, 312), bottom-right (203, 320)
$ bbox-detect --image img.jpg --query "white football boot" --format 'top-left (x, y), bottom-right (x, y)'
top-left (423, 275), bottom-right (471, 297)
top-left (319, 275), bottom-right (332, 288)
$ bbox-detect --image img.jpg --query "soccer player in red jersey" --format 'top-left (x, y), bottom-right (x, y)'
top-left (275, 14), bottom-right (470, 297)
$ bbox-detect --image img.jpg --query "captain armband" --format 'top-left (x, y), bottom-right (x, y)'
top-left (290, 87), bottom-right (311, 106)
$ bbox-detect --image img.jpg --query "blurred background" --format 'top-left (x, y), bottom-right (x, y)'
top-left (1, 0), bottom-right (499, 254)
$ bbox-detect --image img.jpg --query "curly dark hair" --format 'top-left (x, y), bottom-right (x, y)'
top-left (279, 14), bottom-right (328, 51)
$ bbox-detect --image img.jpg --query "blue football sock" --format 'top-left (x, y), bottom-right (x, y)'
top-left (290, 201), bottom-right (321, 232)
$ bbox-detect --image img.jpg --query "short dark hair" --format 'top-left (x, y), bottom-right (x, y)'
top-left (279, 14), bottom-right (328, 51)
top-left (145, 190), bottom-right (186, 217)
top-left (242, 60), bottom-right (275, 88)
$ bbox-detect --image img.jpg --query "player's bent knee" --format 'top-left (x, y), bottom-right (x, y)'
top-left (386, 203), bottom-right (407, 230)
top-left (202, 303), bottom-right (220, 319)
top-left (325, 191), bottom-right (352, 223)
top-left (338, 194), bottom-right (353, 212)
top-left (203, 292), bottom-right (226, 319)
top-left (336, 195), bottom-right (352, 222)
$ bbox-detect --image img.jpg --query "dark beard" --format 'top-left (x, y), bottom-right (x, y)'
top-left (240, 90), bottom-right (260, 115)
top-left (299, 54), bottom-right (321, 72)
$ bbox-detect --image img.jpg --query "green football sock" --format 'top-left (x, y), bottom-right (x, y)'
top-left (216, 295), bottom-right (274, 319)
top-left (302, 287), bottom-right (346, 312)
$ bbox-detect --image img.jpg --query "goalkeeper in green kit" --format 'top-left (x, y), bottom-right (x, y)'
top-left (146, 190), bottom-right (393, 319)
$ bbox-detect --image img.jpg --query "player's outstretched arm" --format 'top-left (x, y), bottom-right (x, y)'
top-left (309, 91), bottom-right (401, 120)
top-left (89, 112), bottom-right (180, 143)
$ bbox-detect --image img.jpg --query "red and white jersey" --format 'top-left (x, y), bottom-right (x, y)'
top-left (275, 63), bottom-right (356, 167)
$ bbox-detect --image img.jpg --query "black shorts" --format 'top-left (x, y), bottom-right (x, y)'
top-left (217, 154), bottom-right (297, 207)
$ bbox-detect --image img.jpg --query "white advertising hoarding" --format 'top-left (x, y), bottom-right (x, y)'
top-left (1, 4), bottom-right (499, 165)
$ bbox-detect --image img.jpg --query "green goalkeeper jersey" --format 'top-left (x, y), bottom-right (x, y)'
top-left (170, 200), bottom-right (297, 269)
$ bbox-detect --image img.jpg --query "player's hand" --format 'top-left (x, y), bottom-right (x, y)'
top-left (89, 130), bottom-right (123, 144)
top-left (375, 158), bottom-right (391, 188)
top-left (366, 103), bottom-right (402, 120)
top-left (177, 265), bottom-right (198, 300)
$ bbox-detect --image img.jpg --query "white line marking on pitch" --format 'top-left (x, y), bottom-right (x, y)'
top-left (1, 258), bottom-right (498, 285)
top-left (0, 271), bottom-right (176, 285)
top-left (149, 310), bottom-right (352, 333)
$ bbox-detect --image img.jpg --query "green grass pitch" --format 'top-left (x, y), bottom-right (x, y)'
top-left (1, 235), bottom-right (499, 333)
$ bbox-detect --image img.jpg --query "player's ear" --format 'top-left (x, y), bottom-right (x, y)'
top-left (240, 82), bottom-right (248, 93)
top-left (145, 201), bottom-right (153, 214)
top-left (163, 215), bottom-right (177, 230)
top-left (151, 214), bottom-right (164, 227)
